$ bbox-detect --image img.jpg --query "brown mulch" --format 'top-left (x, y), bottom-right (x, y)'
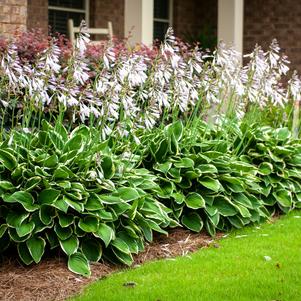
top-left (0, 229), bottom-right (222, 301)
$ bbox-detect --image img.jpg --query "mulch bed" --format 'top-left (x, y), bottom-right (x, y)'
top-left (0, 229), bottom-right (222, 301)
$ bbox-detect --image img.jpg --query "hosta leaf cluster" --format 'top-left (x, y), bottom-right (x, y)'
top-left (0, 121), bottom-right (172, 276)
top-left (0, 120), bottom-right (300, 276)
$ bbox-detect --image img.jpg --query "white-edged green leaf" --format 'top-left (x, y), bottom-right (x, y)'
top-left (111, 237), bottom-right (131, 254)
top-left (59, 235), bottom-right (79, 255)
top-left (273, 189), bottom-right (293, 207)
top-left (95, 223), bottom-right (115, 247)
top-left (199, 176), bottom-right (221, 192)
top-left (16, 220), bottom-right (35, 237)
top-left (26, 236), bottom-right (46, 263)
top-left (3, 191), bottom-right (38, 212)
top-left (17, 242), bottom-right (33, 265)
top-left (81, 238), bottom-right (102, 262)
top-left (258, 162), bottom-right (273, 175)
top-left (0, 224), bottom-right (8, 238)
top-left (78, 216), bottom-right (99, 233)
top-left (114, 187), bottom-right (140, 202)
top-left (185, 192), bottom-right (205, 209)
top-left (6, 211), bottom-right (29, 228)
top-left (38, 189), bottom-right (60, 204)
top-left (68, 252), bottom-right (91, 277)
top-left (0, 149), bottom-right (17, 170)
top-left (0, 180), bottom-right (15, 191)
top-left (181, 212), bottom-right (203, 232)
top-left (112, 248), bottom-right (133, 266)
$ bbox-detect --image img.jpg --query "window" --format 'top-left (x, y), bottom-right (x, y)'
top-left (48, 0), bottom-right (89, 35)
top-left (153, 0), bottom-right (173, 41)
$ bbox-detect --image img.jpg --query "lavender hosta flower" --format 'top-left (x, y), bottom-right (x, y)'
top-left (288, 71), bottom-right (301, 101)
top-left (39, 42), bottom-right (61, 74)
top-left (103, 47), bottom-right (116, 69)
top-left (0, 44), bottom-right (24, 90)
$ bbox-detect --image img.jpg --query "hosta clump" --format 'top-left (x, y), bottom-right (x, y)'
top-left (0, 121), bottom-right (173, 276)
top-left (235, 124), bottom-right (301, 214)
top-left (143, 120), bottom-right (285, 236)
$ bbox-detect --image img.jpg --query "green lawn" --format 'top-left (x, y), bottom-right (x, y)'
top-left (71, 211), bottom-right (301, 301)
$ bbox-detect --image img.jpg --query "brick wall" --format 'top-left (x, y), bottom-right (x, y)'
top-left (173, 0), bottom-right (217, 43)
top-left (0, 0), bottom-right (27, 37)
top-left (27, 0), bottom-right (48, 33)
top-left (90, 0), bottom-right (124, 39)
top-left (244, 0), bottom-right (301, 73)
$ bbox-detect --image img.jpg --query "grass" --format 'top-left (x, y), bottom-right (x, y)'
top-left (71, 211), bottom-right (301, 301)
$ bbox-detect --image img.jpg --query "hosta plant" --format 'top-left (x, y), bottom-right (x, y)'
top-left (0, 121), bottom-right (173, 276)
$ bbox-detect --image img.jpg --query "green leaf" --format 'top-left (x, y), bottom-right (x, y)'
top-left (0, 149), bottom-right (17, 170)
top-left (54, 224), bottom-right (73, 240)
top-left (174, 157), bottom-right (194, 168)
top-left (275, 127), bottom-right (290, 141)
top-left (39, 205), bottom-right (56, 225)
top-left (58, 213), bottom-right (74, 228)
top-left (64, 135), bottom-right (83, 153)
top-left (181, 213), bottom-right (203, 232)
top-left (38, 189), bottom-right (60, 204)
top-left (52, 198), bottom-right (69, 213)
top-left (6, 211), bottom-right (29, 228)
top-left (230, 161), bottom-right (256, 173)
top-left (185, 193), bottom-right (205, 209)
top-left (3, 191), bottom-right (38, 212)
top-left (0, 180), bottom-right (15, 191)
top-left (198, 176), bottom-right (221, 192)
top-left (228, 215), bottom-right (244, 228)
top-left (59, 235), bottom-right (79, 255)
top-left (154, 161), bottom-right (172, 174)
top-left (232, 193), bottom-right (253, 209)
top-left (53, 167), bottom-right (69, 179)
top-left (166, 120), bottom-right (183, 142)
top-left (214, 197), bottom-right (237, 216)
top-left (197, 164), bottom-right (218, 174)
top-left (43, 154), bottom-right (59, 168)
top-left (46, 231), bottom-right (59, 249)
top-left (101, 156), bottom-right (115, 179)
top-left (95, 223), bottom-right (115, 247)
top-left (205, 219), bottom-right (216, 237)
top-left (171, 192), bottom-right (185, 204)
top-left (16, 220), bottom-right (35, 237)
top-left (153, 138), bottom-right (169, 160)
top-left (81, 238), bottom-right (102, 262)
top-left (114, 187), bottom-right (140, 202)
top-left (78, 216), bottom-right (99, 233)
top-left (111, 237), bottom-right (131, 254)
top-left (117, 232), bottom-right (139, 254)
top-left (112, 248), bottom-right (133, 266)
top-left (0, 224), bottom-right (8, 238)
top-left (63, 196), bottom-right (84, 212)
top-left (17, 242), bottom-right (33, 265)
top-left (273, 189), bottom-right (293, 208)
top-left (26, 236), bottom-right (46, 263)
top-left (68, 252), bottom-right (91, 277)
top-left (258, 162), bottom-right (273, 175)
top-left (25, 177), bottom-right (41, 191)
top-left (85, 194), bottom-right (104, 211)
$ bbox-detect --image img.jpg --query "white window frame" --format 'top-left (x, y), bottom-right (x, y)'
top-left (48, 0), bottom-right (90, 27)
top-left (153, 0), bottom-right (173, 29)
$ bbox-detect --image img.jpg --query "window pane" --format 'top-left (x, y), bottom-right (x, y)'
top-left (49, 10), bottom-right (85, 35)
top-left (154, 0), bottom-right (169, 19)
top-left (49, 0), bottom-right (85, 10)
top-left (153, 21), bottom-right (169, 41)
